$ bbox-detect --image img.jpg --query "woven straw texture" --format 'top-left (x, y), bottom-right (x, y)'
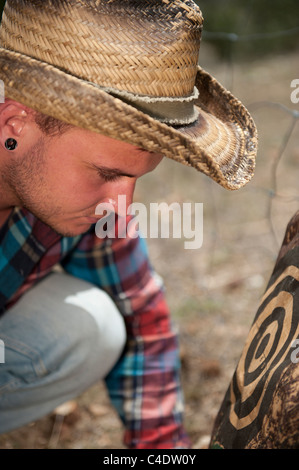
top-left (0, 0), bottom-right (258, 189)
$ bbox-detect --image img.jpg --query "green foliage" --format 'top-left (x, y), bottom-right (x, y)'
top-left (196, 0), bottom-right (299, 59)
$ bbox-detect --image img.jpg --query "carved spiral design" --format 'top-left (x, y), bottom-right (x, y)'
top-left (229, 265), bottom-right (299, 430)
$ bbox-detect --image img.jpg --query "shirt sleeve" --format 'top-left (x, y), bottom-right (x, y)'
top-left (60, 218), bottom-right (190, 449)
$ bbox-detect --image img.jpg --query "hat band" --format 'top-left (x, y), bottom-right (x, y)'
top-left (90, 83), bottom-right (200, 125)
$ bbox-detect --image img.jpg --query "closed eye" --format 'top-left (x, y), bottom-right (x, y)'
top-left (97, 170), bottom-right (122, 183)
top-left (93, 165), bottom-right (136, 183)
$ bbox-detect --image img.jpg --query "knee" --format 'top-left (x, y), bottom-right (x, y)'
top-left (64, 285), bottom-right (127, 377)
top-left (0, 273), bottom-right (127, 389)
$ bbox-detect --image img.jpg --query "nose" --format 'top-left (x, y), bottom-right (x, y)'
top-left (114, 179), bottom-right (136, 216)
top-left (97, 178), bottom-right (137, 218)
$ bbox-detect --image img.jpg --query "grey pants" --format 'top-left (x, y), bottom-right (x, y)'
top-left (0, 272), bottom-right (126, 434)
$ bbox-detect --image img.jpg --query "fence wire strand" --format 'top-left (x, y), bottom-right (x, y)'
top-left (202, 28), bottom-right (299, 256)
top-left (203, 26), bottom-right (299, 42)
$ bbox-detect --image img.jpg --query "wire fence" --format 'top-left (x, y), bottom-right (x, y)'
top-left (141, 22), bottom-right (299, 314)
top-left (203, 26), bottom-right (299, 42)
top-left (201, 27), bottom-right (299, 254)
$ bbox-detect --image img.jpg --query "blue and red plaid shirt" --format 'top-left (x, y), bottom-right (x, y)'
top-left (0, 207), bottom-right (190, 449)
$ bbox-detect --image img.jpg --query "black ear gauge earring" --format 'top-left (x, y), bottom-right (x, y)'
top-left (5, 138), bottom-right (18, 151)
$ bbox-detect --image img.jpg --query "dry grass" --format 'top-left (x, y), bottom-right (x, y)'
top-left (1, 46), bottom-right (298, 449)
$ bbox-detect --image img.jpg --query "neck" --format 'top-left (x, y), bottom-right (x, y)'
top-left (0, 171), bottom-right (17, 229)
top-left (0, 208), bottom-right (13, 229)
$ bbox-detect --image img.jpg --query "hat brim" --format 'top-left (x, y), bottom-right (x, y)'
top-left (0, 48), bottom-right (257, 190)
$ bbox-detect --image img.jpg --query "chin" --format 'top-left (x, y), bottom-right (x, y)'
top-left (62, 225), bottom-right (94, 237)
top-left (45, 219), bottom-right (94, 238)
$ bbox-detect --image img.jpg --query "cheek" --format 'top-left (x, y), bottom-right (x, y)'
top-left (46, 168), bottom-right (103, 208)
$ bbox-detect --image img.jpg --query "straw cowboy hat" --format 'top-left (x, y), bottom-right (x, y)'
top-left (0, 0), bottom-right (258, 190)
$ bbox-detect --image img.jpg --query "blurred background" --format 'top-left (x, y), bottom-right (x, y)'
top-left (0, 0), bottom-right (298, 449)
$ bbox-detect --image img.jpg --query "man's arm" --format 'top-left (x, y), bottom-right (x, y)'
top-left (61, 220), bottom-right (190, 449)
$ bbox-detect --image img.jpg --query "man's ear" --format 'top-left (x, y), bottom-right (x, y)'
top-left (0, 100), bottom-right (30, 151)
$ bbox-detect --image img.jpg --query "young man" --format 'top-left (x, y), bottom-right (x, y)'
top-left (0, 0), bottom-right (257, 449)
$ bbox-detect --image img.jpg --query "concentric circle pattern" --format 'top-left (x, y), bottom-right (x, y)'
top-left (229, 268), bottom-right (299, 430)
top-left (210, 210), bottom-right (299, 449)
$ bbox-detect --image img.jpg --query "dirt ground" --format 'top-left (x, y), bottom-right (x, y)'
top-left (0, 46), bottom-right (298, 450)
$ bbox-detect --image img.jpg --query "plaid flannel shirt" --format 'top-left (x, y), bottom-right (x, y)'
top-left (0, 207), bottom-right (190, 449)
